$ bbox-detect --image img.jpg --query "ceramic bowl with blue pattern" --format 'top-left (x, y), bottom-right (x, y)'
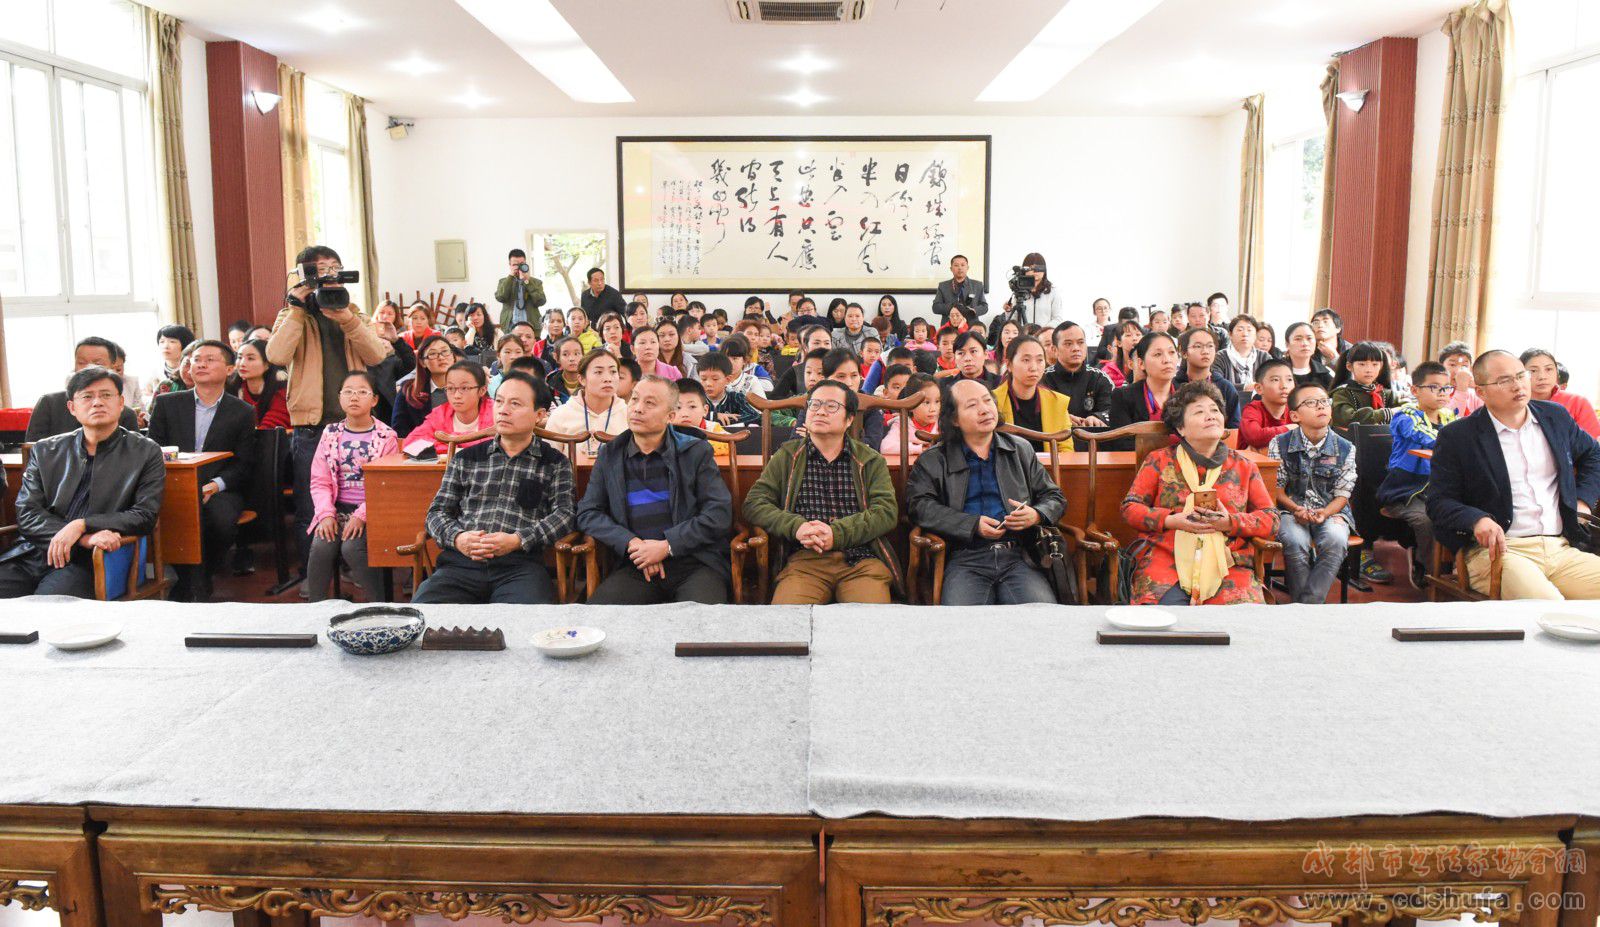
top-left (327, 606), bottom-right (426, 655)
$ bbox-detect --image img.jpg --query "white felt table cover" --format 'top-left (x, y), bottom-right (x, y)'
top-left (0, 598), bottom-right (812, 815)
top-left (807, 600), bottom-right (1600, 821)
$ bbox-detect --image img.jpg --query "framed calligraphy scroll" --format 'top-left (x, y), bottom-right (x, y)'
top-left (617, 136), bottom-right (990, 293)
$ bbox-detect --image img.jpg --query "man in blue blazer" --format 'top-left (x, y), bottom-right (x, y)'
top-left (1428, 349), bottom-right (1600, 599)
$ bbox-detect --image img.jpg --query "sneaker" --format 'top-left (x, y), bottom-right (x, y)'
top-left (1360, 550), bottom-right (1393, 584)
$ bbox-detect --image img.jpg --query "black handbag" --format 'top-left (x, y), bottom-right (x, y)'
top-left (1022, 525), bottom-right (1080, 605)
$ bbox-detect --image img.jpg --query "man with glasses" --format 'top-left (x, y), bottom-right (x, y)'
top-left (1377, 361), bottom-right (1458, 586)
top-left (0, 367), bottom-right (166, 599)
top-left (1429, 350), bottom-right (1600, 599)
top-left (744, 381), bottom-right (901, 604)
top-left (267, 245), bottom-right (394, 578)
top-left (25, 337), bottom-right (141, 441)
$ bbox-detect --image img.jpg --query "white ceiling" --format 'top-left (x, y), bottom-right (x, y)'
top-left (146, 0), bottom-right (1460, 119)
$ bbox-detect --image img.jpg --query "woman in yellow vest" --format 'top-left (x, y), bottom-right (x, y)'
top-left (991, 335), bottom-right (1074, 450)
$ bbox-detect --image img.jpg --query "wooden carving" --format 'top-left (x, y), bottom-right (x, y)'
top-left (0, 879), bottom-right (54, 911)
top-left (144, 882), bottom-right (773, 926)
top-left (870, 887), bottom-right (1521, 927)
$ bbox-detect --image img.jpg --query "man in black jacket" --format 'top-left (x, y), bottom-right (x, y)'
top-left (579, 267), bottom-right (627, 324)
top-left (0, 367), bottom-right (165, 599)
top-left (1041, 322), bottom-right (1114, 426)
top-left (146, 340), bottom-right (257, 601)
top-left (577, 376), bottom-right (733, 604)
top-left (1428, 350), bottom-right (1600, 600)
top-left (907, 379), bottom-right (1066, 606)
top-left (26, 337), bottom-right (140, 441)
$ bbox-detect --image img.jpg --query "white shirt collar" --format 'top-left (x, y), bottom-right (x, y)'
top-left (1488, 407), bottom-right (1538, 435)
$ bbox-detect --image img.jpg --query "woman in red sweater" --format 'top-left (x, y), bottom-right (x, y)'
top-left (1523, 349), bottom-right (1600, 437)
top-left (229, 339), bottom-right (290, 430)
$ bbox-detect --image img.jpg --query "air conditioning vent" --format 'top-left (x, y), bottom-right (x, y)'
top-left (727, 0), bottom-right (872, 23)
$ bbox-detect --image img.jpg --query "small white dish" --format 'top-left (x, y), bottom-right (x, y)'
top-left (1538, 612), bottom-right (1600, 642)
top-left (533, 626), bottom-right (605, 658)
top-left (1104, 606), bottom-right (1178, 632)
top-left (44, 620), bottom-right (124, 651)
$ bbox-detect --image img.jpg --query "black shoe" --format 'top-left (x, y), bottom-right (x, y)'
top-left (1346, 571), bottom-right (1372, 593)
top-left (231, 547), bottom-right (257, 576)
top-left (1410, 558), bottom-right (1428, 590)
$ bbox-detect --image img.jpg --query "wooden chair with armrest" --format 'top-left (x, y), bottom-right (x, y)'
top-left (0, 495), bottom-right (167, 602)
top-left (1426, 536), bottom-right (1504, 601)
top-left (857, 393), bottom-right (929, 603)
top-left (1082, 420), bottom-right (1282, 593)
top-left (745, 393), bottom-right (808, 604)
top-left (567, 427), bottom-right (759, 603)
top-left (398, 427), bottom-right (589, 603)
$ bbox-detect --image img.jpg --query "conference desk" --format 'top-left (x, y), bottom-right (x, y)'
top-left (362, 449), bottom-right (1281, 568)
top-left (1, 599), bottom-right (1597, 927)
top-left (1, 451), bottom-right (229, 566)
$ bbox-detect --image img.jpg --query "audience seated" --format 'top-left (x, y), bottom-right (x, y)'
top-left (228, 339), bottom-right (291, 430)
top-left (577, 376), bottom-right (733, 605)
top-left (307, 371), bottom-right (398, 602)
top-left (1120, 380), bottom-right (1278, 605)
top-left (744, 381), bottom-right (901, 604)
top-left (146, 340), bottom-right (257, 602)
top-left (1283, 322), bottom-right (1333, 391)
top-left (1173, 327), bottom-right (1242, 429)
top-left (1238, 358), bottom-right (1295, 452)
top-left (940, 331), bottom-right (1001, 390)
top-left (27, 337), bottom-right (141, 442)
top-left (1377, 360), bottom-right (1457, 580)
top-left (1330, 342), bottom-right (1399, 436)
top-left (1310, 308), bottom-right (1353, 368)
top-left (1040, 322), bottom-right (1114, 426)
top-left (1106, 331), bottom-right (1181, 447)
top-left (880, 373), bottom-right (941, 456)
top-left (907, 379), bottom-right (1066, 605)
top-left (1220, 316), bottom-right (1269, 393)
top-left (149, 324), bottom-right (196, 400)
top-left (0, 367), bottom-right (165, 599)
top-left (1523, 349), bottom-right (1600, 438)
top-left (1267, 382), bottom-right (1354, 604)
top-left (1439, 342), bottom-right (1483, 417)
top-left (1428, 350), bottom-right (1600, 600)
top-left (546, 349), bottom-right (629, 456)
top-left (401, 360), bottom-right (493, 455)
top-left (696, 351), bottom-right (759, 429)
top-left (993, 335), bottom-right (1073, 447)
top-left (391, 334), bottom-right (459, 438)
top-left (412, 372), bottom-right (573, 604)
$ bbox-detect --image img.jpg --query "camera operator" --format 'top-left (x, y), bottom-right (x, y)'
top-left (995, 252), bottom-right (1065, 345)
top-left (266, 245), bottom-right (394, 573)
top-left (930, 254), bottom-right (987, 322)
top-left (495, 248), bottom-right (547, 330)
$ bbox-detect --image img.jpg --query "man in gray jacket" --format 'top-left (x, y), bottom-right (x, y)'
top-left (495, 248), bottom-right (548, 330)
top-left (0, 366), bottom-right (165, 598)
top-left (907, 378), bottom-right (1065, 605)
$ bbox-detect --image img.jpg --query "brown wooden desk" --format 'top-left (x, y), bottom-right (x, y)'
top-left (363, 449), bottom-right (1279, 567)
top-left (2, 451), bottom-right (230, 565)
top-left (0, 805), bottom-right (99, 927)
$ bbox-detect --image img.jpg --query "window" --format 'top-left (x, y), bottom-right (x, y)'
top-left (1488, 50), bottom-right (1600, 397)
top-left (305, 79), bottom-right (353, 261)
top-left (1262, 132), bottom-right (1325, 335)
top-left (529, 230), bottom-right (609, 310)
top-left (0, 0), bottom-right (156, 407)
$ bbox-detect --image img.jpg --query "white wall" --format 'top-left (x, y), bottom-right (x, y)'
top-left (1402, 27), bottom-right (1448, 361)
top-left (180, 28), bottom-right (221, 338)
top-left (365, 113), bottom-right (1233, 329)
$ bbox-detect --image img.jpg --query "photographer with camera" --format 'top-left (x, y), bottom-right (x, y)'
top-left (930, 254), bottom-right (987, 322)
top-left (495, 248), bottom-right (547, 330)
top-left (996, 252), bottom-right (1065, 345)
top-left (267, 245), bottom-right (394, 574)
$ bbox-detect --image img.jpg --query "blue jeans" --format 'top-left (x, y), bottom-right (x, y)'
top-left (1277, 513), bottom-right (1351, 604)
top-left (941, 542), bottom-right (1055, 606)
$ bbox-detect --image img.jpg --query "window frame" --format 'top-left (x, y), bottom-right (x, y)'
top-left (1515, 49), bottom-right (1600, 312)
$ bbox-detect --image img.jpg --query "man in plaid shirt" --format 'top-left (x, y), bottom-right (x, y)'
top-left (414, 372), bottom-right (575, 604)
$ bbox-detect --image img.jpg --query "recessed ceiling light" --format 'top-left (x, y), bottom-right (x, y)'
top-left (780, 51), bottom-right (834, 75)
top-left (978, 0), bottom-right (1164, 103)
top-left (784, 88), bottom-right (826, 107)
top-left (452, 0), bottom-right (633, 104)
top-left (454, 88), bottom-right (493, 109)
top-left (391, 55), bottom-right (444, 76)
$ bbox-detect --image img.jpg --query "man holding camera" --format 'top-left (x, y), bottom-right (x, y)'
top-left (931, 254), bottom-right (987, 322)
top-left (495, 248), bottom-right (547, 330)
top-left (267, 245), bottom-right (394, 574)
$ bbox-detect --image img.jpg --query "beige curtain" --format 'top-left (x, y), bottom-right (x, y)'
top-left (279, 64), bottom-right (313, 268)
top-left (1423, 0), bottom-right (1513, 356)
top-left (146, 9), bottom-right (202, 334)
top-left (1312, 61), bottom-right (1340, 311)
top-left (1237, 94), bottom-right (1266, 318)
top-left (346, 94), bottom-right (379, 314)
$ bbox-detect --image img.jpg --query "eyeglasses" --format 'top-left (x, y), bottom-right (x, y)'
top-left (807, 398), bottom-right (847, 414)
top-left (422, 350), bottom-right (455, 361)
top-left (1295, 398), bottom-right (1333, 410)
top-left (339, 388), bottom-right (374, 398)
top-left (1480, 370), bottom-right (1531, 390)
top-left (1414, 384), bottom-right (1456, 395)
top-left (443, 385), bottom-right (482, 394)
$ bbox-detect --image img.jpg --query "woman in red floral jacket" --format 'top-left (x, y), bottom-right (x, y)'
top-left (1121, 380), bottom-right (1279, 605)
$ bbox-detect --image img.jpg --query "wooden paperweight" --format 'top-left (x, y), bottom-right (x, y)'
top-left (422, 626), bottom-right (506, 651)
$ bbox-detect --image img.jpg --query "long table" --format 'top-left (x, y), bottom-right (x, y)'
top-left (2, 450), bottom-right (231, 566)
top-left (362, 449), bottom-right (1281, 568)
top-left (1, 599), bottom-right (1597, 927)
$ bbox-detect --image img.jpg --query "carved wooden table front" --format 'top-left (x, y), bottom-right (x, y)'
top-left (0, 806), bottom-right (99, 927)
top-left (92, 807), bottom-right (818, 927)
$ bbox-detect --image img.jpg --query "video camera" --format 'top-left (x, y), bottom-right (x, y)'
top-left (290, 262), bottom-right (360, 312)
top-left (1007, 263), bottom-right (1044, 311)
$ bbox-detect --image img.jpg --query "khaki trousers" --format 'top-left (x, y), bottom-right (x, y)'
top-left (772, 551), bottom-right (893, 605)
top-left (1466, 535), bottom-right (1600, 600)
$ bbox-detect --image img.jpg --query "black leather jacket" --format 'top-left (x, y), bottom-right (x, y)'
top-left (4, 427), bottom-right (165, 559)
top-left (906, 432), bottom-right (1066, 549)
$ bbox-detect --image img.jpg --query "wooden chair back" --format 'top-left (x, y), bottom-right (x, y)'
top-left (747, 393), bottom-right (808, 461)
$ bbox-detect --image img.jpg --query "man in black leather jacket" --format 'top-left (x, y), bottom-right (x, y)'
top-left (0, 367), bottom-right (166, 599)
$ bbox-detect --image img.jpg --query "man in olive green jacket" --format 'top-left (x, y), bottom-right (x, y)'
top-left (496, 248), bottom-right (548, 330)
top-left (743, 380), bottom-right (902, 603)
